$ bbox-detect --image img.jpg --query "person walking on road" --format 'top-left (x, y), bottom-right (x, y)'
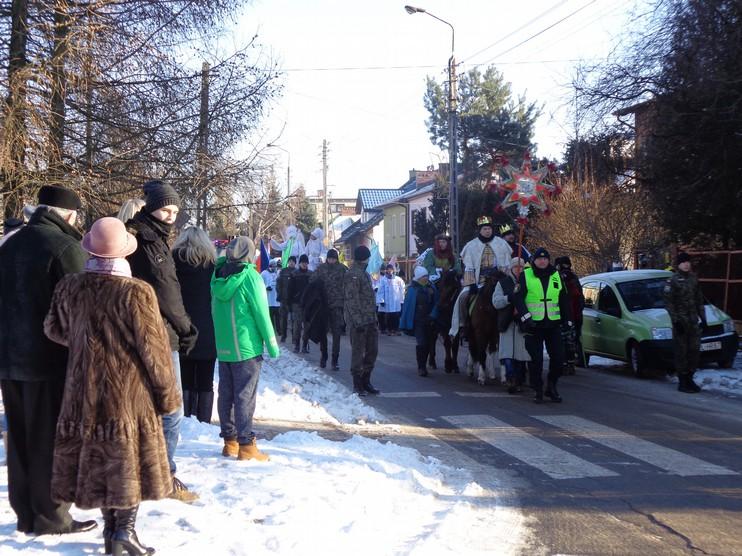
top-left (343, 245), bottom-right (380, 396)
top-left (44, 217), bottom-right (179, 556)
top-left (173, 227), bottom-right (218, 424)
top-left (400, 267), bottom-right (437, 377)
top-left (288, 254), bottom-right (312, 353)
top-left (0, 186), bottom-right (97, 536)
top-left (492, 257), bottom-right (530, 393)
top-left (555, 256), bottom-right (584, 374)
top-left (125, 179), bottom-right (199, 503)
top-left (276, 255), bottom-right (296, 342)
top-left (664, 252), bottom-right (706, 393)
top-left (514, 247), bottom-right (573, 404)
top-left (311, 248), bottom-right (348, 369)
top-left (378, 264), bottom-right (405, 335)
top-left (211, 236), bottom-right (279, 461)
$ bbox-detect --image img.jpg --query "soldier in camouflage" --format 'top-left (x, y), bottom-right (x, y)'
top-left (311, 248), bottom-right (348, 370)
top-left (663, 252), bottom-right (706, 393)
top-left (343, 245), bottom-right (380, 396)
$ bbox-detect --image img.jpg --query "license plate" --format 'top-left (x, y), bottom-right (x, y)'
top-left (700, 341), bottom-right (722, 352)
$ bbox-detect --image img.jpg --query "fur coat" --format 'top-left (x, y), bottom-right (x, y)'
top-left (44, 272), bottom-right (181, 509)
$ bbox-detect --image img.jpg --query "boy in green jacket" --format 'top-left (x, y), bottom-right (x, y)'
top-left (211, 236), bottom-right (280, 461)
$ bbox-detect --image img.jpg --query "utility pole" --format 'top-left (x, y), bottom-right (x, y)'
top-left (322, 139), bottom-right (329, 246)
top-left (196, 62), bottom-right (210, 229)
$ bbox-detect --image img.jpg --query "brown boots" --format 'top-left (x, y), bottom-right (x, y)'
top-left (222, 437), bottom-right (269, 461)
top-left (222, 438), bottom-right (239, 457)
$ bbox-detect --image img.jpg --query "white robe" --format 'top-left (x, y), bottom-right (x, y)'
top-left (261, 269), bottom-right (279, 307)
top-left (378, 275), bottom-right (405, 313)
top-left (271, 225), bottom-right (306, 259)
top-left (304, 227), bottom-right (325, 271)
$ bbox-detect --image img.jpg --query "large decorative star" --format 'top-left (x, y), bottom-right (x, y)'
top-left (497, 152), bottom-right (558, 223)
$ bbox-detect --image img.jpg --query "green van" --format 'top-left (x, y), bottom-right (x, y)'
top-left (579, 270), bottom-right (738, 376)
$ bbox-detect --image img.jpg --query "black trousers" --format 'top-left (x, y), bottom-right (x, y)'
top-left (180, 358), bottom-right (216, 392)
top-left (525, 326), bottom-right (564, 393)
top-left (268, 306), bottom-right (280, 335)
top-left (0, 379), bottom-right (72, 534)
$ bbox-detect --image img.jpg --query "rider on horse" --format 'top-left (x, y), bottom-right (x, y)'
top-left (421, 233), bottom-right (462, 282)
top-left (449, 216), bottom-right (512, 337)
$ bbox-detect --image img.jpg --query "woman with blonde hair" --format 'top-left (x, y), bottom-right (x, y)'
top-left (116, 199), bottom-right (145, 223)
top-left (173, 227), bottom-right (218, 423)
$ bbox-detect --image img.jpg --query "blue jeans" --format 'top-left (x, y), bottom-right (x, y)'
top-left (162, 351), bottom-right (184, 474)
top-left (218, 357), bottom-right (262, 445)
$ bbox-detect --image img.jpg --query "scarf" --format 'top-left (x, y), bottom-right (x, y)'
top-left (477, 232), bottom-right (494, 244)
top-left (84, 256), bottom-right (132, 278)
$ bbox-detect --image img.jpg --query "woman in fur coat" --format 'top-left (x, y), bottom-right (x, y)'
top-left (44, 217), bottom-right (180, 556)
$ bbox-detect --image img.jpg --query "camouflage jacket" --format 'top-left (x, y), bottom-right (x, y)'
top-left (343, 263), bottom-right (377, 329)
top-left (311, 261), bottom-right (348, 309)
top-left (663, 271), bottom-right (704, 324)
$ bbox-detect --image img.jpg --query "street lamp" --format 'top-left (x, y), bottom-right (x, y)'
top-left (404, 5), bottom-right (459, 253)
top-left (267, 143), bottom-right (291, 196)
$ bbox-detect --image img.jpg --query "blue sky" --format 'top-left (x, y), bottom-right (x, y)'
top-left (230, 0), bottom-right (643, 198)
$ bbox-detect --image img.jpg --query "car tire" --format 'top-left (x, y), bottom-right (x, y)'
top-left (717, 358), bottom-right (734, 369)
top-left (627, 341), bottom-right (647, 378)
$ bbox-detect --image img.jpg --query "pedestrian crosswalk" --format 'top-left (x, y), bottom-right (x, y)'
top-left (441, 414), bottom-right (738, 480)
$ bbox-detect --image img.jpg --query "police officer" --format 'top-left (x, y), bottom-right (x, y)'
top-left (514, 247), bottom-right (573, 403)
top-left (664, 252), bottom-right (706, 393)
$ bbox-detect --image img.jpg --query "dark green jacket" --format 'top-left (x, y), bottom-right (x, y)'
top-left (663, 271), bottom-right (704, 324)
top-left (311, 261), bottom-right (348, 309)
top-left (0, 208), bottom-right (87, 381)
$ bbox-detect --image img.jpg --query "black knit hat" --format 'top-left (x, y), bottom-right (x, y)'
top-left (143, 180), bottom-right (180, 213)
top-left (532, 247), bottom-right (550, 260)
top-left (299, 254), bottom-right (309, 264)
top-left (354, 245), bottom-right (371, 261)
top-left (288, 255), bottom-right (297, 264)
top-left (37, 186), bottom-right (81, 210)
top-left (326, 248), bottom-right (339, 260)
top-left (555, 256), bottom-right (572, 267)
top-left (676, 251), bottom-right (691, 266)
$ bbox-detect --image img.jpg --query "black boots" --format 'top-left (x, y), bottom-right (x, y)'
top-left (416, 346), bottom-right (428, 377)
top-left (678, 373), bottom-right (701, 393)
top-left (362, 374), bottom-right (380, 395)
top-left (319, 354), bottom-right (327, 369)
top-left (196, 391), bottom-right (214, 423)
top-left (544, 379), bottom-right (562, 403)
top-left (352, 376), bottom-right (367, 396)
top-left (331, 356), bottom-right (340, 371)
top-left (110, 506), bottom-right (154, 556)
top-left (102, 508), bottom-right (115, 554)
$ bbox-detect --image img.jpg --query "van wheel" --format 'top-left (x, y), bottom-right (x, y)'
top-left (627, 342), bottom-right (647, 378)
top-left (717, 358), bottom-right (734, 369)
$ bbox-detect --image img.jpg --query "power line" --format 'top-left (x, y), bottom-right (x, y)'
top-left (471, 0), bottom-right (600, 70)
top-left (276, 58), bottom-right (601, 73)
top-left (463, 0), bottom-right (569, 63)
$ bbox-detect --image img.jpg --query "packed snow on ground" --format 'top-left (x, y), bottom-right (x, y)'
top-left (0, 352), bottom-right (526, 555)
top-left (670, 351), bottom-right (742, 397)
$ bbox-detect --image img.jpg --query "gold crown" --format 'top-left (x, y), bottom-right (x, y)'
top-left (499, 224), bottom-right (513, 235)
top-left (476, 216), bottom-right (493, 227)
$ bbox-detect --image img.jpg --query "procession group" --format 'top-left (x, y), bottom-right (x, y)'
top-left (0, 180), bottom-right (708, 555)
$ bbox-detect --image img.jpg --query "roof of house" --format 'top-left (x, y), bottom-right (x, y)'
top-left (356, 189), bottom-right (402, 213)
top-left (375, 183), bottom-right (436, 210)
top-left (334, 211), bottom-right (384, 245)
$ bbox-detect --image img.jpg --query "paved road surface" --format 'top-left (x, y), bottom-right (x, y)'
top-left (292, 331), bottom-right (742, 556)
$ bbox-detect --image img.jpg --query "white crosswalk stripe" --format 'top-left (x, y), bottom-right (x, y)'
top-left (442, 414), bottom-right (618, 480)
top-left (532, 415), bottom-right (738, 477)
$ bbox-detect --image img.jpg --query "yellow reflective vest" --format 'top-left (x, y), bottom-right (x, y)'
top-left (524, 267), bottom-right (562, 322)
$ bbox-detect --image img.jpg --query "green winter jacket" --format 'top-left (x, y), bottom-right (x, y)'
top-left (211, 257), bottom-right (280, 362)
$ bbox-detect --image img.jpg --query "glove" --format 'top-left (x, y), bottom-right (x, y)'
top-left (519, 313), bottom-right (536, 334)
top-left (673, 320), bottom-right (685, 335)
top-left (468, 284), bottom-right (478, 296)
top-left (179, 325), bottom-right (199, 356)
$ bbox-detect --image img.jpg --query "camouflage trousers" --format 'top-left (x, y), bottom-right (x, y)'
top-left (673, 319), bottom-right (701, 376)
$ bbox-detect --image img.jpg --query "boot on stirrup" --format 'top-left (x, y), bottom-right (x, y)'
top-left (111, 506), bottom-right (154, 556)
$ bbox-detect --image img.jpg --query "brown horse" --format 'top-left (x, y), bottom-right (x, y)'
top-left (466, 270), bottom-right (502, 385)
top-left (433, 270), bottom-right (461, 373)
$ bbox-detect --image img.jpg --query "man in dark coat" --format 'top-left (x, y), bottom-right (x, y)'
top-left (288, 254), bottom-right (312, 353)
top-left (343, 245), bottom-right (380, 396)
top-left (400, 266), bottom-right (437, 377)
top-left (276, 255), bottom-right (296, 342)
top-left (0, 186), bottom-right (97, 535)
top-left (555, 256), bottom-right (585, 374)
top-left (664, 252), bottom-right (706, 393)
top-left (311, 248), bottom-right (348, 370)
top-left (126, 179), bottom-right (198, 503)
top-left (301, 279), bottom-right (329, 347)
top-left (514, 247), bottom-right (573, 404)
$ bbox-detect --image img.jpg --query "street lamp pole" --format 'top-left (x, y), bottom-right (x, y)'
top-left (405, 5), bottom-right (458, 254)
top-left (268, 143), bottom-right (291, 196)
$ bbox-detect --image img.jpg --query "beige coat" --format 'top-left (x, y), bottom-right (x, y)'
top-left (44, 272), bottom-right (180, 509)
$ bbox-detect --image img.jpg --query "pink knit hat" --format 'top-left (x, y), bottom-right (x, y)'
top-left (82, 217), bottom-right (138, 258)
